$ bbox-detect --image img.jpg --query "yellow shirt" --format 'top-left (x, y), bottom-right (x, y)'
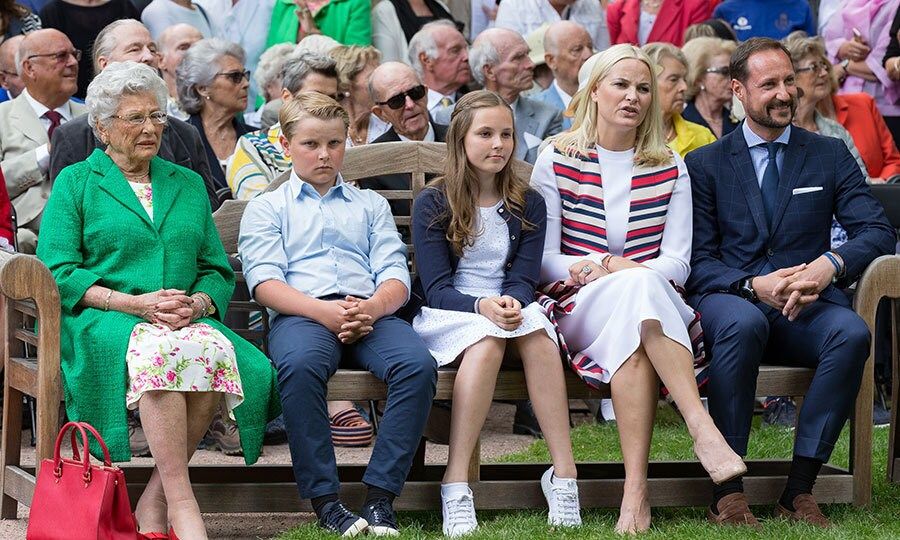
top-left (668, 113), bottom-right (716, 158)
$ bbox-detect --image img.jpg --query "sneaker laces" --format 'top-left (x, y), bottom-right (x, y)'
top-left (321, 501), bottom-right (356, 532)
top-left (446, 493), bottom-right (476, 530)
top-left (550, 482), bottom-right (580, 521)
top-left (366, 498), bottom-right (397, 528)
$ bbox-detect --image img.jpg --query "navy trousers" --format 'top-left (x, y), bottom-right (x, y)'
top-left (268, 314), bottom-right (437, 499)
top-left (694, 293), bottom-right (870, 461)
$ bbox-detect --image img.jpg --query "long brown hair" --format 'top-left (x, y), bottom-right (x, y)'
top-left (431, 90), bottom-right (532, 256)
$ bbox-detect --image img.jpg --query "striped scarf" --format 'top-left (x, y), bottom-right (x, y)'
top-left (538, 148), bottom-right (707, 391)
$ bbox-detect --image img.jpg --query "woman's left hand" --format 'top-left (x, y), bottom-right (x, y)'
top-left (294, 0), bottom-right (320, 35)
top-left (565, 259), bottom-right (607, 287)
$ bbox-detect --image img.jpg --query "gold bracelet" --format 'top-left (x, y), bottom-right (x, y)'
top-left (600, 253), bottom-right (613, 272)
top-left (103, 289), bottom-right (113, 311)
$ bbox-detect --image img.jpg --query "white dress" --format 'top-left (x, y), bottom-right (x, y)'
top-left (531, 145), bottom-right (696, 384)
top-left (413, 201), bottom-right (557, 366)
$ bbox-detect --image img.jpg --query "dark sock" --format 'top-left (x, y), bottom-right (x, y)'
top-left (364, 485), bottom-right (396, 505)
top-left (710, 477), bottom-right (744, 514)
top-left (311, 493), bottom-right (340, 517)
top-left (779, 455), bottom-right (823, 511)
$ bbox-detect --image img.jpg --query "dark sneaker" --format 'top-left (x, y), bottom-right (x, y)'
top-left (513, 400), bottom-right (543, 438)
top-left (762, 397), bottom-right (797, 428)
top-left (128, 413), bottom-right (151, 458)
top-left (205, 408), bottom-right (243, 456)
top-left (360, 498), bottom-right (399, 536)
top-left (318, 501), bottom-right (369, 537)
top-left (874, 400), bottom-right (891, 428)
top-left (264, 414), bottom-right (288, 445)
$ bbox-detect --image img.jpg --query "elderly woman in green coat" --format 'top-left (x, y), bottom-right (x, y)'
top-left (36, 61), bottom-right (280, 540)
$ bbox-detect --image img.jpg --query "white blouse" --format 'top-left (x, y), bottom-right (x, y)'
top-left (530, 144), bottom-right (694, 286)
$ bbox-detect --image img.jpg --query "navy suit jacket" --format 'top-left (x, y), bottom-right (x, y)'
top-left (409, 186), bottom-right (547, 317)
top-left (686, 125), bottom-right (895, 304)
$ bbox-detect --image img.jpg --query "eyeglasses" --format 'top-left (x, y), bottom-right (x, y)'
top-left (26, 49), bottom-right (81, 64)
top-left (376, 84), bottom-right (427, 109)
top-left (215, 69), bottom-right (250, 84)
top-left (795, 61), bottom-right (830, 75)
top-left (112, 111), bottom-right (169, 126)
top-left (0, 69), bottom-right (16, 78)
top-left (705, 66), bottom-right (730, 76)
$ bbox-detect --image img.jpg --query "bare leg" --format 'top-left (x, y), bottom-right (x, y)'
top-left (135, 393), bottom-right (221, 532)
top-left (139, 391), bottom-right (221, 538)
top-left (639, 321), bottom-right (745, 483)
top-left (442, 337), bottom-right (506, 484)
top-left (609, 348), bottom-right (657, 534)
top-left (516, 331), bottom-right (576, 478)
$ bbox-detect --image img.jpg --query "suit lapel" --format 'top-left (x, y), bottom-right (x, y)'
top-left (515, 98), bottom-right (538, 160)
top-left (728, 131), bottom-right (770, 237)
top-left (647, 0), bottom-right (682, 43)
top-left (11, 95), bottom-right (49, 145)
top-left (769, 129), bottom-right (808, 233)
top-left (149, 157), bottom-right (182, 230)
top-left (93, 151), bottom-right (154, 229)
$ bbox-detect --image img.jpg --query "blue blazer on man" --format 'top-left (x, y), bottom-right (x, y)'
top-left (410, 186), bottom-right (547, 316)
top-left (686, 124), bottom-right (895, 303)
top-left (536, 85), bottom-right (571, 130)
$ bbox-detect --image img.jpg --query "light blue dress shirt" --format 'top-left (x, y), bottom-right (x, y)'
top-left (742, 121), bottom-right (791, 187)
top-left (238, 171), bottom-right (411, 312)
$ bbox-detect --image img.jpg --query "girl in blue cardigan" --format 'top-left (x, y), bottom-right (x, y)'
top-left (411, 90), bottom-right (581, 537)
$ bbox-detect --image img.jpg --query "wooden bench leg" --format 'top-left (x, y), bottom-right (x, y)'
top-left (890, 300), bottom-right (900, 484)
top-left (0, 384), bottom-right (24, 519)
top-left (852, 334), bottom-right (874, 507)
top-left (467, 437), bottom-right (480, 484)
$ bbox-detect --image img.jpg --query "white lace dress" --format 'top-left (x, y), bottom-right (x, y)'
top-left (412, 201), bottom-right (557, 366)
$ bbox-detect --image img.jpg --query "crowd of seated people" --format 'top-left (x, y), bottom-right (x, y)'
top-left (0, 0), bottom-right (899, 538)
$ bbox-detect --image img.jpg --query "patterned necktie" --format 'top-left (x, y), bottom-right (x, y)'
top-left (760, 141), bottom-right (782, 228)
top-left (44, 110), bottom-right (63, 140)
top-left (433, 96), bottom-right (453, 125)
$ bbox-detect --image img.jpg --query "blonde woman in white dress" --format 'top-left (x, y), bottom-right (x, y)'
top-left (530, 44), bottom-right (746, 533)
top-left (411, 90), bottom-right (580, 537)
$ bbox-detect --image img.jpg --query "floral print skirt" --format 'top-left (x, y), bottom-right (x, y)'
top-left (125, 322), bottom-right (244, 417)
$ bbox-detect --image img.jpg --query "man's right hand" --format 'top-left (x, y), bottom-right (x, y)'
top-left (750, 264), bottom-right (819, 320)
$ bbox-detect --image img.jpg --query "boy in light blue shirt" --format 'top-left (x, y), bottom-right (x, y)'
top-left (239, 92), bottom-right (436, 537)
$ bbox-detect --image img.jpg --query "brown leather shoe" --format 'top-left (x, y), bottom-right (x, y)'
top-left (706, 493), bottom-right (761, 528)
top-left (774, 493), bottom-right (831, 528)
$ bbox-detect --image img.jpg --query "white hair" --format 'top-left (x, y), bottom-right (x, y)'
top-left (176, 38), bottom-right (246, 114)
top-left (86, 61), bottom-right (168, 139)
top-left (468, 35), bottom-right (500, 86)
top-left (254, 43), bottom-right (295, 91)
top-left (407, 19), bottom-right (459, 77)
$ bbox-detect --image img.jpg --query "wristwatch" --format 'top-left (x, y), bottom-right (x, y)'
top-left (738, 278), bottom-right (758, 302)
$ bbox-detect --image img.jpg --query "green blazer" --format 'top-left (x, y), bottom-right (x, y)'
top-left (266, 0), bottom-right (372, 49)
top-left (36, 149), bottom-right (280, 463)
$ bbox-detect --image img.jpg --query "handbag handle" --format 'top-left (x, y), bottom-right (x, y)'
top-left (53, 421), bottom-right (113, 484)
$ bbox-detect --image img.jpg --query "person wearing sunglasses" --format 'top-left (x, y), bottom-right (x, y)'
top-left (0, 29), bottom-right (84, 254)
top-left (359, 62), bottom-right (449, 223)
top-left (177, 37), bottom-right (254, 191)
top-left (682, 36), bottom-right (739, 139)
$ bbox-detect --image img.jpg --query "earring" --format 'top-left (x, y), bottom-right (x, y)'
top-left (204, 94), bottom-right (210, 100)
top-left (700, 84), bottom-right (706, 91)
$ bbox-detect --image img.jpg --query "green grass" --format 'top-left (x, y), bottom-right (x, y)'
top-left (278, 408), bottom-right (900, 539)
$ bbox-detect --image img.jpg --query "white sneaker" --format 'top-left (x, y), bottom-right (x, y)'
top-left (441, 484), bottom-right (478, 537)
top-left (541, 467), bottom-right (582, 527)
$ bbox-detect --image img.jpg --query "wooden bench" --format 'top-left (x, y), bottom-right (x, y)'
top-left (1, 141), bottom-right (894, 519)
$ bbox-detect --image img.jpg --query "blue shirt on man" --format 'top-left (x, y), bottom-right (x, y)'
top-left (742, 121), bottom-right (791, 187)
top-left (714, 0), bottom-right (816, 41)
top-left (238, 170), bottom-right (411, 312)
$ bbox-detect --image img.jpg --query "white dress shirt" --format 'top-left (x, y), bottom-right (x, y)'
top-left (22, 88), bottom-right (74, 172)
top-left (398, 123), bottom-right (436, 142)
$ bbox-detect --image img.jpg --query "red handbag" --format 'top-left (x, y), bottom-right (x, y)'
top-left (27, 421), bottom-right (140, 540)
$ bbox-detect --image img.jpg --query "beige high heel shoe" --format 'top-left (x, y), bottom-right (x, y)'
top-left (693, 438), bottom-right (747, 485)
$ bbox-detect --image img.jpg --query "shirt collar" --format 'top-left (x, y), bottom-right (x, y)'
top-left (289, 169), bottom-right (352, 201)
top-left (398, 122), bottom-right (435, 142)
top-left (552, 80), bottom-right (573, 109)
top-left (427, 88), bottom-right (455, 111)
top-left (742, 120), bottom-right (791, 149)
top-left (22, 88), bottom-right (73, 121)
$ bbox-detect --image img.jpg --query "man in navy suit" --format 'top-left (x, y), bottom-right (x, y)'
top-left (686, 38), bottom-right (895, 528)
